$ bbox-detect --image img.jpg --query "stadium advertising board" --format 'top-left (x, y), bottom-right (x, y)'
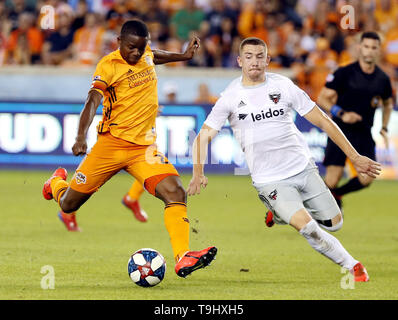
top-left (0, 101), bottom-right (397, 179)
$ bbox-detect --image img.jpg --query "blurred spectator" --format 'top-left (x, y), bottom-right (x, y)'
top-left (139, 0), bottom-right (170, 45)
top-left (6, 12), bottom-right (43, 64)
top-left (325, 23), bottom-right (345, 55)
top-left (7, 0), bottom-right (36, 32)
top-left (162, 81), bottom-right (178, 103)
top-left (296, 0), bottom-right (319, 17)
top-left (0, 2), bottom-right (11, 65)
top-left (71, 0), bottom-right (89, 32)
top-left (161, 0), bottom-right (185, 14)
top-left (281, 0), bottom-right (302, 28)
top-left (338, 35), bottom-right (357, 66)
top-left (106, 0), bottom-right (139, 31)
top-left (374, 0), bottom-right (398, 34)
top-left (306, 37), bottom-right (338, 100)
top-left (164, 37), bottom-right (185, 67)
top-left (71, 12), bottom-right (105, 65)
top-left (170, 0), bottom-right (205, 41)
top-left (42, 11), bottom-right (74, 65)
top-left (205, 0), bottom-right (238, 37)
top-left (237, 0), bottom-right (267, 39)
top-left (194, 83), bottom-right (218, 104)
top-left (308, 0), bottom-right (338, 35)
top-left (383, 22), bottom-right (398, 71)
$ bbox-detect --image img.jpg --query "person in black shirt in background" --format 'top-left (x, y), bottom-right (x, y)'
top-left (317, 31), bottom-right (394, 209)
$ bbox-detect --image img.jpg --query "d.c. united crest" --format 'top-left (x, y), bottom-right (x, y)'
top-left (269, 92), bottom-right (281, 104)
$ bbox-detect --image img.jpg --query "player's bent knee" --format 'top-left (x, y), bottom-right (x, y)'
top-left (155, 176), bottom-right (187, 204)
top-left (318, 213), bottom-right (343, 232)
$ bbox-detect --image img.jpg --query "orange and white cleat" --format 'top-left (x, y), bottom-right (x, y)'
top-left (122, 194), bottom-right (148, 222)
top-left (265, 210), bottom-right (275, 227)
top-left (350, 262), bottom-right (369, 282)
top-left (58, 211), bottom-right (81, 232)
top-left (175, 246), bottom-right (217, 278)
top-left (42, 168), bottom-right (68, 200)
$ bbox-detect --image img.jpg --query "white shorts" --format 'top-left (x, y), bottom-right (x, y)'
top-left (253, 160), bottom-right (340, 225)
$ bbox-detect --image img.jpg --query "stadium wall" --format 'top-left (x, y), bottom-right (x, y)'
top-left (0, 67), bottom-right (397, 179)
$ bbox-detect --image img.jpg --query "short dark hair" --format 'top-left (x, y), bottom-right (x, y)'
top-left (120, 19), bottom-right (149, 39)
top-left (239, 37), bottom-right (267, 55)
top-left (360, 31), bottom-right (381, 43)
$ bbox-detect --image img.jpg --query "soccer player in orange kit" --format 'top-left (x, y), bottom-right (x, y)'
top-left (42, 19), bottom-right (217, 278)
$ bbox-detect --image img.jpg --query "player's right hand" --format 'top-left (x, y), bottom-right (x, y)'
top-left (341, 111), bottom-right (362, 124)
top-left (351, 155), bottom-right (382, 178)
top-left (72, 136), bottom-right (88, 156)
top-left (187, 175), bottom-right (208, 196)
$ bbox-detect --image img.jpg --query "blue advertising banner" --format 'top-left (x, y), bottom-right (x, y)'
top-left (1, 101), bottom-right (397, 178)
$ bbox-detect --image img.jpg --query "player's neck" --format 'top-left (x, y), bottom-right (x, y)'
top-left (358, 59), bottom-right (376, 74)
top-left (241, 74), bottom-right (266, 87)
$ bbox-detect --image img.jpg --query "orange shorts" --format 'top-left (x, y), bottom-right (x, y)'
top-left (69, 132), bottom-right (179, 195)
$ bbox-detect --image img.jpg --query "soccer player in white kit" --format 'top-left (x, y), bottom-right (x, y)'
top-left (188, 37), bottom-right (381, 282)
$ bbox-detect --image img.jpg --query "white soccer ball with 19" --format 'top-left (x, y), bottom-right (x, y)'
top-left (128, 248), bottom-right (166, 287)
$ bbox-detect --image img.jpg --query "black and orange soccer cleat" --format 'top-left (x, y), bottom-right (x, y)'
top-left (122, 195), bottom-right (148, 222)
top-left (350, 262), bottom-right (369, 282)
top-left (175, 246), bottom-right (217, 278)
top-left (42, 168), bottom-right (68, 200)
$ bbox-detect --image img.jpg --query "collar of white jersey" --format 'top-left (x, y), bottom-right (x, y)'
top-left (239, 74), bottom-right (268, 89)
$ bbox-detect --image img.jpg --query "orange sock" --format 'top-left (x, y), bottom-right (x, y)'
top-left (127, 180), bottom-right (145, 201)
top-left (51, 178), bottom-right (77, 217)
top-left (50, 177), bottom-right (69, 204)
top-left (164, 202), bottom-right (190, 263)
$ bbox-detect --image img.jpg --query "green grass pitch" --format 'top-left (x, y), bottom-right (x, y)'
top-left (0, 170), bottom-right (397, 300)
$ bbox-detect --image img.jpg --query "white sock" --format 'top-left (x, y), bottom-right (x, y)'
top-left (299, 220), bottom-right (358, 269)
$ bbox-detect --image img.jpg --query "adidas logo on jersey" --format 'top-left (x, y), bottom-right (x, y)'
top-left (237, 100), bottom-right (246, 108)
top-left (250, 108), bottom-right (284, 122)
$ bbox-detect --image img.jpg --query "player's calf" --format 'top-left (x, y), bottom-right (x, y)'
top-left (58, 188), bottom-right (91, 213)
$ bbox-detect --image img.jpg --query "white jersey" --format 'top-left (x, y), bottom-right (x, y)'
top-left (204, 73), bottom-right (316, 184)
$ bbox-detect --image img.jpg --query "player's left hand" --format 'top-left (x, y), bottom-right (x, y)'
top-left (351, 155), bottom-right (382, 178)
top-left (380, 128), bottom-right (389, 149)
top-left (187, 174), bottom-right (208, 196)
top-left (183, 36), bottom-right (200, 59)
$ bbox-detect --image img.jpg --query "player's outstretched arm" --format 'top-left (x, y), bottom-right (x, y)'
top-left (188, 124), bottom-right (218, 196)
top-left (152, 36), bottom-right (200, 65)
top-left (304, 105), bottom-right (381, 178)
top-left (72, 90), bottom-right (102, 156)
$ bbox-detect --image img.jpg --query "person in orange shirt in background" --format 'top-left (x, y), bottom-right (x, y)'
top-left (374, 0), bottom-right (398, 33)
top-left (6, 12), bottom-right (43, 64)
top-left (42, 19), bottom-right (217, 278)
top-left (194, 83), bottom-right (218, 104)
top-left (306, 37), bottom-right (338, 101)
top-left (383, 21), bottom-right (398, 71)
top-left (71, 12), bottom-right (105, 65)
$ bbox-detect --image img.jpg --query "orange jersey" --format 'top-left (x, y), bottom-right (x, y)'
top-left (91, 45), bottom-right (158, 145)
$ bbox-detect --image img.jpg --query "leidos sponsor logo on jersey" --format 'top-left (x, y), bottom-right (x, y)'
top-left (249, 108), bottom-right (284, 122)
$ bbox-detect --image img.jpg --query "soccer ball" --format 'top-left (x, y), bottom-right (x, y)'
top-left (127, 248), bottom-right (166, 287)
